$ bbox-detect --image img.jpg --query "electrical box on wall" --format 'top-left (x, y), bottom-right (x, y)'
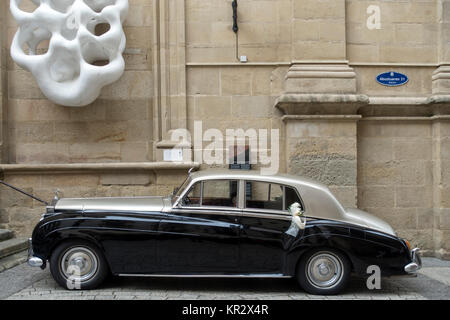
top-left (164, 149), bottom-right (183, 162)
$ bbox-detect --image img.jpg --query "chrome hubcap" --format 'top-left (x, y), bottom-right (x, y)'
top-left (306, 252), bottom-right (343, 289)
top-left (61, 247), bottom-right (98, 283)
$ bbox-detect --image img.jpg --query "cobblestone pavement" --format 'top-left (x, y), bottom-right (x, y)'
top-left (1, 258), bottom-right (449, 300)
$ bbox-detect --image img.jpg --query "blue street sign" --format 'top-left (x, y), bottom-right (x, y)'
top-left (376, 71), bottom-right (409, 87)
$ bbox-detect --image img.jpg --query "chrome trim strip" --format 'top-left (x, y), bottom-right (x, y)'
top-left (172, 208), bottom-right (312, 222)
top-left (242, 208), bottom-right (290, 216)
top-left (176, 206), bottom-right (241, 212)
top-left (241, 212), bottom-right (292, 221)
top-left (384, 274), bottom-right (418, 279)
top-left (171, 208), bottom-right (242, 217)
top-left (238, 179), bottom-right (245, 209)
top-left (118, 273), bottom-right (292, 278)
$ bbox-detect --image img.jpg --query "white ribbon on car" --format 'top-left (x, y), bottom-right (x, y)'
top-left (285, 202), bottom-right (306, 237)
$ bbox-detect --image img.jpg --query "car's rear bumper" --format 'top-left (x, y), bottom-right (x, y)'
top-left (404, 248), bottom-right (422, 273)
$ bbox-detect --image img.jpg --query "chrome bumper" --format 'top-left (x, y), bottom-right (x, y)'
top-left (404, 248), bottom-right (422, 273)
top-left (27, 238), bottom-right (43, 268)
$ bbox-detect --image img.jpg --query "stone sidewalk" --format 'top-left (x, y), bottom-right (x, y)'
top-left (0, 258), bottom-right (449, 300)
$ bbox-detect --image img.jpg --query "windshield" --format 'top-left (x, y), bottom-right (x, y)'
top-left (171, 176), bottom-right (192, 204)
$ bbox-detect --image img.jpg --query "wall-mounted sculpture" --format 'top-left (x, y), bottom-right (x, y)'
top-left (10, 0), bottom-right (129, 107)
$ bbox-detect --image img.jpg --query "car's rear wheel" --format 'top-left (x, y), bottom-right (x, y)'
top-left (297, 248), bottom-right (351, 295)
top-left (50, 240), bottom-right (109, 290)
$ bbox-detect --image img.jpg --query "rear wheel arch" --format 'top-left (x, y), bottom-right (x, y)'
top-left (288, 234), bottom-right (358, 276)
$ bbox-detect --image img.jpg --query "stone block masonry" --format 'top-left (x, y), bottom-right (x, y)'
top-left (0, 0), bottom-right (449, 259)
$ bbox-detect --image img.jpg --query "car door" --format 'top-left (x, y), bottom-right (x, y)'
top-left (157, 179), bottom-right (242, 274)
top-left (239, 181), bottom-right (304, 274)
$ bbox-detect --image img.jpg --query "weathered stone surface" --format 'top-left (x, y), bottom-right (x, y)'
top-left (0, 238), bottom-right (28, 259)
top-left (0, 168), bottom-right (190, 235)
top-left (100, 173), bottom-right (154, 186)
top-left (1, 0), bottom-right (450, 260)
top-left (0, 229), bottom-right (13, 241)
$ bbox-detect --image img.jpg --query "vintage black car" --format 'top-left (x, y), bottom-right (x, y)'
top-left (28, 169), bottom-right (421, 295)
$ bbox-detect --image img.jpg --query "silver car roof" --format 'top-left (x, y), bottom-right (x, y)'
top-left (189, 169), bottom-right (329, 190)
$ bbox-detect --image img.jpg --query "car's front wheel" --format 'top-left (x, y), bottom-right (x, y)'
top-left (297, 248), bottom-right (351, 295)
top-left (50, 240), bottom-right (109, 290)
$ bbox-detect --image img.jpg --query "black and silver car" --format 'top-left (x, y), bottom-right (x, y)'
top-left (27, 169), bottom-right (421, 295)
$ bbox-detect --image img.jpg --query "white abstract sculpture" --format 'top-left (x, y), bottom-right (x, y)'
top-left (10, 0), bottom-right (129, 107)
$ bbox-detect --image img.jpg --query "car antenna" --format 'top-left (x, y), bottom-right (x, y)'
top-left (0, 179), bottom-right (49, 205)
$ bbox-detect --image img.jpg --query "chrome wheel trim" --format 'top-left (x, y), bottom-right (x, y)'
top-left (60, 246), bottom-right (99, 283)
top-left (306, 252), bottom-right (344, 290)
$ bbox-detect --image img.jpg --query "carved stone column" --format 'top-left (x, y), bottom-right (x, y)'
top-left (432, 0), bottom-right (450, 95)
top-left (0, 0), bottom-right (7, 164)
top-left (276, 0), bottom-right (367, 207)
top-left (152, 0), bottom-right (191, 162)
top-left (285, 0), bottom-right (360, 103)
top-left (431, 0), bottom-right (450, 259)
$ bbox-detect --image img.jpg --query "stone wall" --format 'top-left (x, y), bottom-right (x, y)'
top-left (186, 65), bottom-right (286, 170)
top-left (5, 0), bottom-right (154, 164)
top-left (0, 0), bottom-right (7, 164)
top-left (287, 118), bottom-right (358, 208)
top-left (0, 0), bottom-right (449, 258)
top-left (186, 0), bottom-right (292, 63)
top-left (432, 120), bottom-right (450, 259)
top-left (0, 168), bottom-right (186, 236)
top-left (357, 120), bottom-right (434, 255)
top-left (347, 0), bottom-right (438, 63)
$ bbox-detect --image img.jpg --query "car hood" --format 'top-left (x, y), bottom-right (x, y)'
top-left (343, 208), bottom-right (396, 236)
top-left (54, 196), bottom-right (165, 213)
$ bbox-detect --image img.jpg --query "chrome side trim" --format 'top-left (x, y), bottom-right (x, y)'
top-left (385, 274), bottom-right (418, 279)
top-left (118, 273), bottom-right (292, 278)
top-left (241, 211), bottom-right (292, 221)
top-left (171, 208), bottom-right (242, 217)
top-left (171, 208), bottom-right (325, 223)
top-left (171, 208), bottom-right (293, 221)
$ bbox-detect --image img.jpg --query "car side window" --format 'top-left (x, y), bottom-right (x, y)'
top-left (181, 180), bottom-right (238, 208)
top-left (285, 186), bottom-right (303, 211)
top-left (246, 181), bottom-right (283, 211)
top-left (202, 180), bottom-right (238, 208)
top-left (182, 182), bottom-right (201, 206)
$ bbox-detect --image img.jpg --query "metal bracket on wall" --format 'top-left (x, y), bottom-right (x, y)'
top-left (232, 0), bottom-right (239, 61)
top-left (0, 179), bottom-right (49, 205)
